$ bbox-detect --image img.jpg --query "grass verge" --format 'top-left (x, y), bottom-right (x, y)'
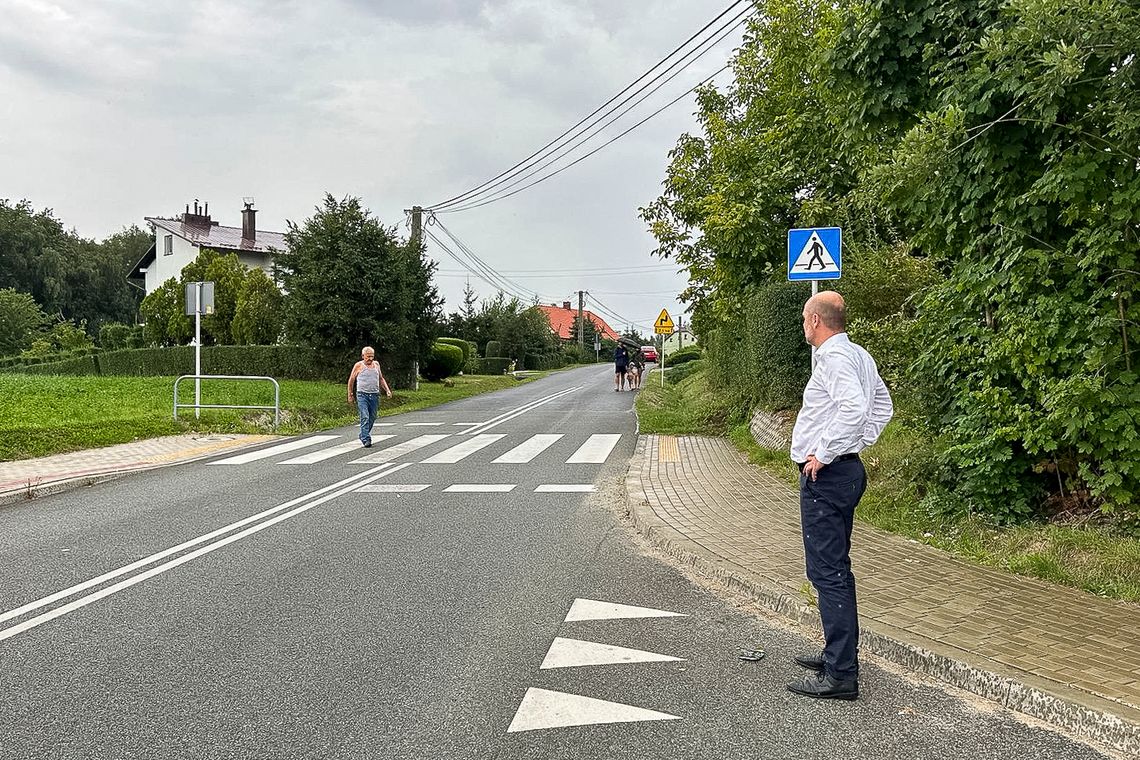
top-left (0, 373), bottom-right (525, 461)
top-left (637, 366), bottom-right (1140, 603)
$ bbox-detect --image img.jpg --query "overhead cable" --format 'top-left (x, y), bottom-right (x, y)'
top-left (424, 226), bottom-right (551, 304)
top-left (425, 0), bottom-right (750, 211)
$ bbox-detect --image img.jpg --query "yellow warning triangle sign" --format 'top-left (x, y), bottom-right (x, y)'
top-left (655, 309), bottom-right (674, 334)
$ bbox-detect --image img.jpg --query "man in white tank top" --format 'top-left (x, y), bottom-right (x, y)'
top-left (347, 346), bottom-right (392, 447)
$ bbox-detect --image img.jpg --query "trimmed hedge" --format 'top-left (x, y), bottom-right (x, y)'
top-left (1, 345), bottom-right (419, 388)
top-left (524, 353), bottom-right (567, 371)
top-left (472, 357), bottom-right (512, 375)
top-left (485, 340), bottom-right (502, 358)
top-left (436, 337), bottom-right (471, 363)
top-left (665, 345), bottom-right (702, 366)
top-left (421, 342), bottom-right (465, 381)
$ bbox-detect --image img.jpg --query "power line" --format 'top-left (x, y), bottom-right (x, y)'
top-left (586, 291), bottom-right (654, 332)
top-left (434, 10), bottom-right (752, 213)
top-left (437, 61), bottom-right (733, 214)
top-left (437, 263), bottom-right (680, 275)
top-left (424, 226), bottom-right (553, 304)
top-left (425, 0), bottom-right (750, 211)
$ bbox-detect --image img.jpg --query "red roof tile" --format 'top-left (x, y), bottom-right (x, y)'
top-left (536, 305), bottom-right (621, 341)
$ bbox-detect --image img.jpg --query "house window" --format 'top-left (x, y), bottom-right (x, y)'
top-left (163, 234), bottom-right (173, 255)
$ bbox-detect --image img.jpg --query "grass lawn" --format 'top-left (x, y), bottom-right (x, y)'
top-left (637, 365), bottom-right (1140, 603)
top-left (0, 373), bottom-right (525, 461)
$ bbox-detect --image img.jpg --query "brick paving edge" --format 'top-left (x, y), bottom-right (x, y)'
top-left (622, 456), bottom-right (1140, 757)
top-left (0, 436), bottom-right (282, 510)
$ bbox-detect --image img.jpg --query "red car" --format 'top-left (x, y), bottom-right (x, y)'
top-left (641, 345), bottom-right (658, 362)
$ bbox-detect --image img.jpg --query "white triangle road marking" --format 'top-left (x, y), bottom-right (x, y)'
top-left (506, 688), bottom-right (679, 733)
top-left (207, 435), bottom-right (340, 465)
top-left (564, 598), bottom-right (687, 622)
top-left (540, 637), bottom-right (684, 670)
top-left (278, 437), bottom-right (394, 464)
top-left (790, 231), bottom-right (839, 274)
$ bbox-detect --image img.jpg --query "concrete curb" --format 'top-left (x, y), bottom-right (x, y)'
top-left (0, 435), bottom-right (282, 509)
top-left (622, 449), bottom-right (1140, 757)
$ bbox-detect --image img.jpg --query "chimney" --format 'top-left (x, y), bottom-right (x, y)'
top-left (241, 198), bottom-right (256, 243)
top-left (182, 199), bottom-right (212, 227)
top-left (563, 301), bottom-right (572, 310)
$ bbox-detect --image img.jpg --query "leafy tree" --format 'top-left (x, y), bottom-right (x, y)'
top-left (20, 319), bottom-right (94, 359)
top-left (180, 249), bottom-right (248, 345)
top-left (139, 278), bottom-right (191, 347)
top-left (275, 194), bottom-right (442, 360)
top-left (0, 288), bottom-right (49, 356)
top-left (232, 268), bottom-right (284, 345)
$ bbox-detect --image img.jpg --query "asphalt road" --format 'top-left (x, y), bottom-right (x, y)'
top-left (0, 365), bottom-right (1112, 759)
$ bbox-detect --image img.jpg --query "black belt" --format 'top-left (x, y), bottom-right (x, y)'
top-left (797, 453), bottom-right (859, 472)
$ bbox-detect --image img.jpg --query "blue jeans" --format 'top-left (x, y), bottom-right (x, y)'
top-left (799, 456), bottom-right (867, 681)
top-left (356, 392), bottom-right (379, 444)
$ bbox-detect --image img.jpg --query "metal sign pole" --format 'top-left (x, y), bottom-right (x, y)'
top-left (195, 283), bottom-right (202, 419)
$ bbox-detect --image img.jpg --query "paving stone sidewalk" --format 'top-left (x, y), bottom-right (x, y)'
top-left (626, 434), bottom-right (1140, 756)
top-left (0, 434), bottom-right (278, 503)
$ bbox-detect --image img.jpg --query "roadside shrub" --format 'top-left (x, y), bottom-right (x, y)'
top-left (473, 357), bottom-right (512, 375)
top-left (421, 342), bottom-right (465, 381)
top-left (485, 340), bottom-right (503, 358)
top-left (665, 345), bottom-right (701, 366)
top-left (437, 337), bottom-right (471, 363)
top-left (98, 322), bottom-right (134, 350)
top-left (665, 358), bottom-right (705, 383)
top-left (560, 345), bottom-right (592, 365)
top-left (524, 353), bottom-right (566, 371)
top-left (17, 355), bottom-right (99, 375)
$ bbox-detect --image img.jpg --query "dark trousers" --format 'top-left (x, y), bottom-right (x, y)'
top-left (799, 457), bottom-right (867, 681)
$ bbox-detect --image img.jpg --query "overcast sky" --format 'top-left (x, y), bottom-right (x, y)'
top-left (0, 0), bottom-right (748, 334)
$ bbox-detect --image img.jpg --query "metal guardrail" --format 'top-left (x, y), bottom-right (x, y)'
top-left (174, 374), bottom-right (281, 428)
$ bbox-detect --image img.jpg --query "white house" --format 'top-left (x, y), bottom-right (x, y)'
top-left (130, 200), bottom-right (287, 294)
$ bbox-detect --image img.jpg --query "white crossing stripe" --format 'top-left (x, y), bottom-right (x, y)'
top-left (354, 434), bottom-right (450, 464)
top-left (278, 437), bottom-right (394, 464)
top-left (492, 434), bottom-right (564, 464)
top-left (405, 422), bottom-right (444, 427)
top-left (355, 484), bottom-right (431, 493)
top-left (208, 435), bottom-right (339, 465)
top-left (443, 484), bottom-right (516, 493)
top-left (421, 434), bottom-right (505, 464)
top-left (566, 434), bottom-right (621, 463)
top-left (540, 637), bottom-right (684, 669)
top-left (535, 484), bottom-right (595, 493)
top-left (507, 688), bottom-right (679, 733)
top-left (564, 598), bottom-right (687, 622)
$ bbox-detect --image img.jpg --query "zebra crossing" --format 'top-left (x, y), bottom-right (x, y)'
top-left (207, 431), bottom-right (625, 468)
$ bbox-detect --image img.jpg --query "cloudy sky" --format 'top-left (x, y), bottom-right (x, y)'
top-left (0, 0), bottom-right (748, 334)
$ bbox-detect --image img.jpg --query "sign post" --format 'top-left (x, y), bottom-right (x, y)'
top-left (655, 308), bottom-right (675, 387)
top-left (185, 282), bottom-right (215, 419)
top-left (593, 333), bottom-right (601, 363)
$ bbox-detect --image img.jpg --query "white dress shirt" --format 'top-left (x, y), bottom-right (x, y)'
top-left (790, 333), bottom-right (894, 465)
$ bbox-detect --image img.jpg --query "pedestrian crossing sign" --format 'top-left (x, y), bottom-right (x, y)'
top-left (787, 227), bottom-right (841, 281)
top-left (655, 309), bottom-right (674, 335)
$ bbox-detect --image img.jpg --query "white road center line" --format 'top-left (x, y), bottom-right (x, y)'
top-left (278, 438), bottom-right (394, 465)
top-left (0, 464), bottom-right (411, 642)
top-left (461, 386), bottom-right (582, 436)
top-left (566, 434), bottom-right (621, 463)
top-left (354, 434), bottom-right (450, 463)
top-left (534, 485), bottom-right (596, 493)
top-left (421, 434), bottom-right (505, 464)
top-left (355, 484), bottom-right (431, 493)
top-left (492, 434), bottom-right (564, 464)
top-left (442, 484), bottom-right (516, 493)
top-left (208, 435), bottom-right (340, 465)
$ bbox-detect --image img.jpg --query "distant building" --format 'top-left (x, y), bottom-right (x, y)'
top-left (536, 301), bottom-right (621, 342)
top-left (129, 200), bottom-right (287, 294)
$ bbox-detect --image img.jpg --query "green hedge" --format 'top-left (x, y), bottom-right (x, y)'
top-left (485, 340), bottom-right (502, 358)
top-left (524, 353), bottom-right (567, 371)
top-left (421, 342), bottom-right (465, 381)
top-left (665, 345), bottom-right (702, 366)
top-left (2, 345), bottom-right (419, 388)
top-left (473, 357), bottom-right (512, 375)
top-left (436, 337), bottom-right (471, 363)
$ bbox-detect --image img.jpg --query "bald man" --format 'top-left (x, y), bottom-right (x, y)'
top-left (787, 291), bottom-right (893, 700)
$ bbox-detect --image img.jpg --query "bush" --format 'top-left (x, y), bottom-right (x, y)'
top-left (98, 322), bottom-right (134, 350)
top-left (560, 345), bottom-right (592, 365)
top-left (437, 337), bottom-right (471, 363)
top-left (17, 355), bottom-right (100, 375)
top-left (524, 353), bottom-right (566, 371)
top-left (485, 340), bottom-right (503, 358)
top-left (473, 357), bottom-right (512, 375)
top-left (665, 345), bottom-right (701, 366)
top-left (665, 358), bottom-right (705, 383)
top-left (421, 342), bottom-right (465, 381)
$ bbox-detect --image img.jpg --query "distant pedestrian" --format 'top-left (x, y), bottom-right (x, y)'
top-left (348, 346), bottom-right (392, 448)
top-left (628, 346), bottom-right (645, 389)
top-left (614, 344), bottom-right (629, 391)
top-left (787, 291), bottom-right (893, 701)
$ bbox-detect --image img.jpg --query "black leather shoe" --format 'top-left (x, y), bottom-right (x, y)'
top-left (794, 651), bottom-right (825, 672)
top-left (787, 671), bottom-right (859, 700)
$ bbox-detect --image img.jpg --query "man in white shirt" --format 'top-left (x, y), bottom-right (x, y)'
top-left (787, 291), bottom-right (893, 700)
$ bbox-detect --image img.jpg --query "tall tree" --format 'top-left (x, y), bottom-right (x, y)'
top-left (275, 194), bottom-right (442, 359)
top-left (0, 288), bottom-right (49, 356)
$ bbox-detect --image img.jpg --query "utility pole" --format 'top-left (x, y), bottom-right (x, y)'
top-left (409, 205), bottom-right (423, 249)
top-left (578, 290), bottom-right (585, 351)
